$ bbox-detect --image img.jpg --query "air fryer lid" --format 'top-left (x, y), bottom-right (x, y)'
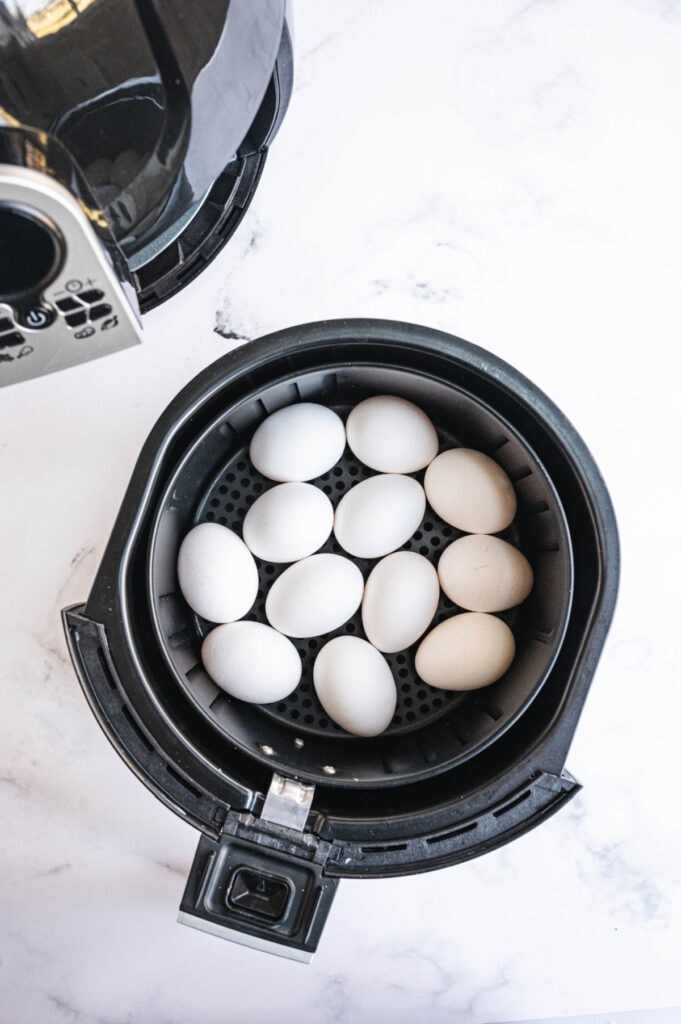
top-left (63, 319), bottom-right (619, 960)
top-left (0, 0), bottom-right (287, 254)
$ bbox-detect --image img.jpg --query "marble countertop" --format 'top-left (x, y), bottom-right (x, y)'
top-left (1, 1), bottom-right (679, 1022)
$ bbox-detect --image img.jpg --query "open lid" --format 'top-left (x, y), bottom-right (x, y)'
top-left (1, 0), bottom-right (286, 258)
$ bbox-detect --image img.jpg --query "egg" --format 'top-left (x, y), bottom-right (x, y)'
top-left (345, 395), bottom-right (439, 473)
top-left (201, 621), bottom-right (301, 703)
top-left (438, 534), bottom-right (534, 612)
top-left (265, 553), bottom-right (364, 638)
top-left (362, 551), bottom-right (440, 653)
top-left (415, 612), bottom-right (516, 690)
top-left (249, 403), bottom-right (346, 482)
top-left (424, 448), bottom-right (517, 534)
top-left (177, 522), bottom-right (258, 623)
top-left (242, 482), bottom-right (333, 563)
top-left (313, 636), bottom-right (397, 736)
top-left (334, 474), bottom-right (426, 559)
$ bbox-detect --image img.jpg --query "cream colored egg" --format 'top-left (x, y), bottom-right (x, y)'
top-left (334, 474), bottom-right (426, 559)
top-left (362, 551), bottom-right (440, 653)
top-left (249, 403), bottom-right (345, 482)
top-left (177, 522), bottom-right (258, 623)
top-left (201, 621), bottom-right (301, 703)
top-left (438, 534), bottom-right (534, 612)
top-left (346, 395), bottom-right (439, 473)
top-left (313, 636), bottom-right (397, 736)
top-left (424, 448), bottom-right (517, 534)
top-left (242, 482), bottom-right (333, 563)
top-left (415, 612), bottom-right (515, 690)
top-left (265, 553), bottom-right (364, 638)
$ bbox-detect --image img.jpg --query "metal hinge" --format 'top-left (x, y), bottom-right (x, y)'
top-left (261, 773), bottom-right (315, 832)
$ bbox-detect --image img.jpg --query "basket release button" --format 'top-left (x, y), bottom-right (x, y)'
top-left (227, 867), bottom-right (291, 921)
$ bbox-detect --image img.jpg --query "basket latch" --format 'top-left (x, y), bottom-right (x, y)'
top-left (178, 773), bottom-right (338, 962)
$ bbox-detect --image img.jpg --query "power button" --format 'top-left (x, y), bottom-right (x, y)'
top-left (17, 305), bottom-right (55, 330)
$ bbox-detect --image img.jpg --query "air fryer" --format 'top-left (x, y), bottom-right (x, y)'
top-left (0, 0), bottom-right (293, 386)
top-left (62, 319), bottom-right (620, 962)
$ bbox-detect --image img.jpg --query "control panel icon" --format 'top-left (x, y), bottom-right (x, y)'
top-left (20, 306), bottom-right (54, 330)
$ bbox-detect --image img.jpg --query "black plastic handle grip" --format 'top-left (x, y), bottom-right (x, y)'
top-left (179, 833), bottom-right (339, 962)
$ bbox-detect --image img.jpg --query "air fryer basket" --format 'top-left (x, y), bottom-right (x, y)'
top-left (63, 319), bottom-right (619, 961)
top-left (149, 364), bottom-right (572, 788)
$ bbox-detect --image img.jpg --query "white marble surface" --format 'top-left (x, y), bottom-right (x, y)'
top-left (1, 1), bottom-right (680, 1022)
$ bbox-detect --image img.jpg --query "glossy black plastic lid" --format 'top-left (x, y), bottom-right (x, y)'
top-left (0, 0), bottom-right (286, 255)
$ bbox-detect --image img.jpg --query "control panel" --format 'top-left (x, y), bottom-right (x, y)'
top-left (0, 165), bottom-right (142, 388)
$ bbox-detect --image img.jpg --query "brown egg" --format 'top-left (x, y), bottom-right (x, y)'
top-left (415, 612), bottom-right (516, 691)
top-left (424, 448), bottom-right (517, 533)
top-left (438, 534), bottom-right (534, 612)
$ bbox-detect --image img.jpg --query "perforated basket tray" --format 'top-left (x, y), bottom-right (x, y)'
top-left (149, 362), bottom-right (573, 788)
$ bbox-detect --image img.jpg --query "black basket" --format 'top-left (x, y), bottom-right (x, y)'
top-left (63, 319), bottom-right (619, 961)
top-left (148, 356), bottom-right (572, 787)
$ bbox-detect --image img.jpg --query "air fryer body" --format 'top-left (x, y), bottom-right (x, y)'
top-left (0, 0), bottom-right (293, 385)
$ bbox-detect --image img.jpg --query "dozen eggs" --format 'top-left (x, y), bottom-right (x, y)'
top-left (176, 395), bottom-right (534, 738)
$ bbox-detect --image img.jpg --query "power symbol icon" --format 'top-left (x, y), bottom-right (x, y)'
top-left (19, 306), bottom-right (55, 330)
top-left (27, 309), bottom-right (48, 328)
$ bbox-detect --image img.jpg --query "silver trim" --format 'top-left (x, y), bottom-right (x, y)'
top-left (0, 164), bottom-right (142, 387)
top-left (177, 911), bottom-right (313, 963)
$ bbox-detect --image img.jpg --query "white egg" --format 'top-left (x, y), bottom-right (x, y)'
top-left (362, 551), bottom-right (440, 653)
top-left (415, 612), bottom-right (516, 691)
top-left (346, 395), bottom-right (439, 473)
top-left (265, 553), bottom-right (364, 638)
top-left (424, 448), bottom-right (517, 534)
top-left (249, 403), bottom-right (346, 482)
top-left (313, 636), bottom-right (397, 736)
top-left (201, 621), bottom-right (301, 703)
top-left (242, 482), bottom-right (333, 563)
top-left (438, 534), bottom-right (534, 612)
top-left (334, 474), bottom-right (426, 559)
top-left (177, 522), bottom-right (258, 623)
